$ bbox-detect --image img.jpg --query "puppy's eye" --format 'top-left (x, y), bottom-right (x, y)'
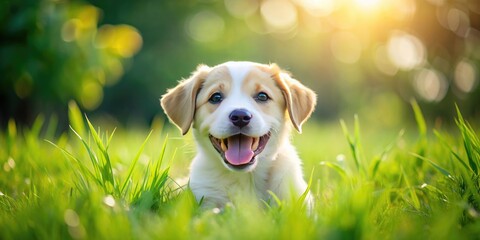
top-left (255, 92), bottom-right (270, 102)
top-left (208, 92), bottom-right (223, 104)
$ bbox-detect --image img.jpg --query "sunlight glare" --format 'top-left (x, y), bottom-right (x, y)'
top-left (297, 0), bottom-right (335, 17)
top-left (355, 0), bottom-right (380, 9)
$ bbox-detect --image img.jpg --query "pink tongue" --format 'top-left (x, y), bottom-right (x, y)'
top-left (225, 135), bottom-right (254, 165)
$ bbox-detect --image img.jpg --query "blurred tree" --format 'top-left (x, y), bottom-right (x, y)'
top-left (0, 0), bottom-right (141, 127)
top-left (1, 0), bottom-right (480, 128)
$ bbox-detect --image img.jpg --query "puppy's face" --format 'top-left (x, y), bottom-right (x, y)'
top-left (193, 63), bottom-right (285, 171)
top-left (161, 62), bottom-right (316, 172)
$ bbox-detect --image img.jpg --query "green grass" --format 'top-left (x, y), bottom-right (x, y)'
top-left (1, 101), bottom-right (480, 239)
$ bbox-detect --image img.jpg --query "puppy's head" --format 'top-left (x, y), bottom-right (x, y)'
top-left (161, 62), bottom-right (316, 172)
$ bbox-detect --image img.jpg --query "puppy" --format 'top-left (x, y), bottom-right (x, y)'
top-left (161, 61), bottom-right (316, 208)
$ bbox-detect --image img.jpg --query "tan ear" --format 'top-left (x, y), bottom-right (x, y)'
top-left (271, 64), bottom-right (317, 133)
top-left (160, 65), bottom-right (210, 135)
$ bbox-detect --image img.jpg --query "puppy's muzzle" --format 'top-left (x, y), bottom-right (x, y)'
top-left (209, 132), bottom-right (271, 170)
top-left (229, 109), bottom-right (252, 128)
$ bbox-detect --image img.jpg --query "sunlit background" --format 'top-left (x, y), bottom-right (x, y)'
top-left (1, 0), bottom-right (479, 129)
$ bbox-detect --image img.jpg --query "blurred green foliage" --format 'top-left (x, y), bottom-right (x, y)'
top-left (0, 0), bottom-right (141, 126)
top-left (1, 0), bottom-right (480, 128)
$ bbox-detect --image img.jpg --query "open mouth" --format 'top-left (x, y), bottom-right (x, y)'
top-left (209, 132), bottom-right (271, 169)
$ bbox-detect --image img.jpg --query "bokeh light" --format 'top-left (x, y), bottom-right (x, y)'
top-left (103, 195), bottom-right (116, 208)
top-left (64, 209), bottom-right (80, 227)
top-left (413, 68), bottom-right (448, 102)
top-left (81, 80), bottom-right (103, 110)
top-left (77, 5), bottom-right (99, 29)
top-left (297, 0), bottom-right (335, 17)
top-left (225, 0), bottom-right (258, 19)
top-left (104, 58), bottom-right (124, 86)
top-left (61, 5), bottom-right (100, 42)
top-left (387, 31), bottom-right (426, 70)
top-left (391, 0), bottom-right (416, 21)
top-left (261, 0), bottom-right (298, 32)
top-left (426, 0), bottom-right (446, 6)
top-left (186, 10), bottom-right (225, 42)
top-left (437, 6), bottom-right (471, 38)
top-left (447, 8), bottom-right (470, 37)
top-left (373, 45), bottom-right (398, 76)
top-left (95, 25), bottom-right (143, 58)
top-left (61, 19), bottom-right (81, 42)
top-left (454, 59), bottom-right (477, 93)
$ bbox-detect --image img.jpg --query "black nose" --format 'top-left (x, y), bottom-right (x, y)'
top-left (229, 109), bottom-right (252, 128)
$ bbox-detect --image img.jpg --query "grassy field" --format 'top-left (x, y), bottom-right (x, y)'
top-left (1, 101), bottom-right (479, 239)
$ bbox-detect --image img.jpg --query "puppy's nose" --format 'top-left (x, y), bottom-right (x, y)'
top-left (229, 109), bottom-right (252, 128)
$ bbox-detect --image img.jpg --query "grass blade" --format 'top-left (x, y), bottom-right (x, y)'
top-left (70, 126), bottom-right (103, 184)
top-left (411, 99), bottom-right (426, 137)
top-left (155, 135), bottom-right (171, 176)
top-left (370, 129), bottom-right (405, 179)
top-left (320, 161), bottom-right (346, 178)
top-left (340, 116), bottom-right (365, 175)
top-left (85, 116), bottom-right (116, 193)
top-left (410, 152), bottom-right (453, 179)
top-left (45, 139), bottom-right (101, 188)
top-left (401, 166), bottom-right (421, 210)
top-left (433, 130), bottom-right (471, 172)
top-left (68, 101), bottom-right (85, 137)
top-left (120, 130), bottom-right (153, 195)
top-left (455, 105), bottom-right (479, 174)
top-left (297, 167), bottom-right (314, 209)
top-left (341, 119), bottom-right (359, 173)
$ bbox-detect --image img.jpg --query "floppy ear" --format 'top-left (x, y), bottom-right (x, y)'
top-left (160, 65), bottom-right (210, 135)
top-left (271, 64), bottom-right (317, 133)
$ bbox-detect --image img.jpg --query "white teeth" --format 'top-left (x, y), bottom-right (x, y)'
top-left (252, 137), bottom-right (259, 151)
top-left (221, 139), bottom-right (227, 151)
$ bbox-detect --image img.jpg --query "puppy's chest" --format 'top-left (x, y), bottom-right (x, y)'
top-left (224, 172), bottom-right (271, 200)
